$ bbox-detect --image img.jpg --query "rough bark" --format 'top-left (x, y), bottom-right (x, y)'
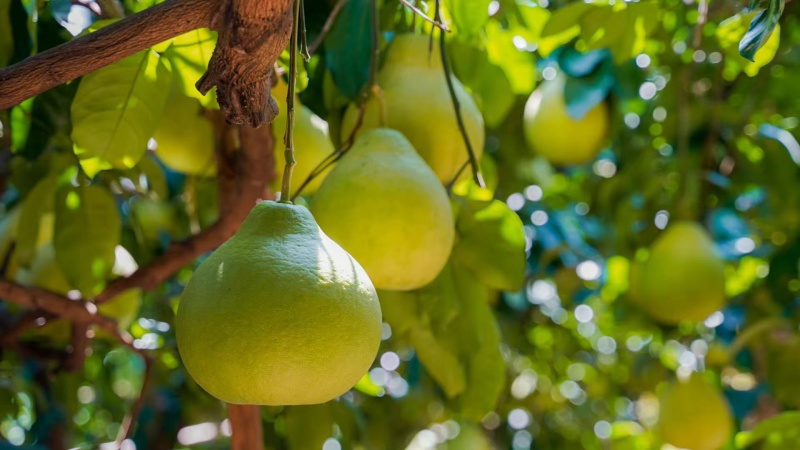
top-left (198, 0), bottom-right (294, 126)
top-left (0, 0), bottom-right (214, 109)
top-left (229, 405), bottom-right (265, 450)
top-left (0, 0), bottom-right (294, 127)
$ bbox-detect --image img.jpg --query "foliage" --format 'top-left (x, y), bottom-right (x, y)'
top-left (2, 0), bottom-right (800, 449)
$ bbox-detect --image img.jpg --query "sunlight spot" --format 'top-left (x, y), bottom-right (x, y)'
top-left (177, 422), bottom-right (218, 446)
top-left (380, 352), bottom-right (400, 371)
top-left (507, 193), bottom-right (525, 211)
top-left (574, 304), bottom-right (594, 323)
top-left (735, 237), bottom-right (755, 254)
top-left (524, 185), bottom-right (543, 201)
top-left (576, 261), bottom-right (601, 281)
top-left (594, 421), bottom-right (612, 439)
top-left (508, 409), bottom-right (530, 429)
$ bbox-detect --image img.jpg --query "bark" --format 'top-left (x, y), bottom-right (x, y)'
top-left (0, 0), bottom-right (294, 127)
top-left (198, 0), bottom-right (293, 126)
top-left (229, 405), bottom-right (264, 450)
top-left (0, 0), bottom-right (214, 109)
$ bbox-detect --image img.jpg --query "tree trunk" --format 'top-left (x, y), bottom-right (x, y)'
top-left (228, 404), bottom-right (264, 450)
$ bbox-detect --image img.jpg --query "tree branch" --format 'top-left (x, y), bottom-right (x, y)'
top-left (229, 405), bottom-right (264, 450)
top-left (0, 0), bottom-right (215, 110)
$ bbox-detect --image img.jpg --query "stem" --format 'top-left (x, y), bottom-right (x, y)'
top-left (727, 317), bottom-right (791, 360)
top-left (398, 0), bottom-right (450, 31)
top-left (290, 0), bottom-right (380, 200)
top-left (280, 0), bottom-right (302, 202)
top-left (434, 0), bottom-right (484, 188)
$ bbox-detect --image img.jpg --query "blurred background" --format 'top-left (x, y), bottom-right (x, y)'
top-left (2, 0), bottom-right (800, 449)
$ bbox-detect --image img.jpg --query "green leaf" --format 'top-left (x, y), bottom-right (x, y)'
top-left (538, 2), bottom-right (593, 56)
top-left (324, 0), bottom-right (372, 100)
top-left (15, 176), bottom-right (58, 267)
top-left (71, 49), bottom-right (171, 176)
top-left (409, 325), bottom-right (467, 397)
top-left (452, 197), bottom-right (526, 292)
top-left (446, 0), bottom-right (490, 36)
top-left (717, 12), bottom-right (781, 78)
top-left (485, 21), bottom-right (536, 95)
top-left (739, 0), bottom-right (783, 62)
top-left (54, 185), bottom-right (121, 296)
top-left (284, 405), bottom-right (336, 449)
top-left (164, 29), bottom-right (219, 109)
top-left (735, 412), bottom-right (800, 449)
top-left (450, 42), bottom-right (516, 127)
top-left (451, 263), bottom-right (505, 420)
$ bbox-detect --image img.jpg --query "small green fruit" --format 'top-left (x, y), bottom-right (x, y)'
top-left (629, 222), bottom-right (726, 324)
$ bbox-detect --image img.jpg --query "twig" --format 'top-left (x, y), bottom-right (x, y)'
top-left (0, 311), bottom-right (51, 344)
top-left (399, 0), bottom-right (450, 32)
top-left (291, 0), bottom-right (380, 200)
top-left (434, 0), bottom-right (484, 188)
top-left (307, 0), bottom-right (348, 56)
top-left (116, 352), bottom-right (154, 444)
top-left (692, 0), bottom-right (709, 49)
top-left (280, 0), bottom-right (302, 201)
top-left (0, 0), bottom-right (215, 109)
top-left (229, 405), bottom-right (264, 449)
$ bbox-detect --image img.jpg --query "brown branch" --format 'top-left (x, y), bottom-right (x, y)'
top-left (0, 0), bottom-right (215, 110)
top-left (0, 280), bottom-right (119, 331)
top-left (229, 405), bottom-right (264, 450)
top-left (307, 0), bottom-right (348, 56)
top-left (196, 0), bottom-right (294, 126)
top-left (0, 311), bottom-right (51, 345)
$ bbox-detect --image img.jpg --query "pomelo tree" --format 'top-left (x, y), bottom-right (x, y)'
top-left (1, 0), bottom-right (800, 449)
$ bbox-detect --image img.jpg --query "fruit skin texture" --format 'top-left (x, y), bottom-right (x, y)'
top-left (16, 244), bottom-right (141, 342)
top-left (659, 373), bottom-right (733, 450)
top-left (153, 92), bottom-right (216, 176)
top-left (175, 201), bottom-right (382, 405)
top-left (629, 222), bottom-right (726, 324)
top-left (270, 79), bottom-right (336, 196)
top-left (311, 128), bottom-right (455, 291)
top-left (522, 75), bottom-right (609, 165)
top-left (340, 34), bottom-right (485, 184)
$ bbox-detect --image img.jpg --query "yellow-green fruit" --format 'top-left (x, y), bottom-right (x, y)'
top-left (341, 34), bottom-right (485, 184)
top-left (311, 129), bottom-right (455, 291)
top-left (437, 424), bottom-right (493, 450)
top-left (175, 201), bottom-right (382, 405)
top-left (523, 75), bottom-right (609, 165)
top-left (659, 374), bottom-right (733, 450)
top-left (271, 79), bottom-right (335, 196)
top-left (16, 244), bottom-right (141, 341)
top-left (153, 92), bottom-right (216, 176)
top-left (629, 222), bottom-right (726, 324)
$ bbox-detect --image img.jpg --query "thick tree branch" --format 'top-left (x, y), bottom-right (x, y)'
top-left (229, 405), bottom-right (264, 450)
top-left (0, 0), bottom-right (215, 110)
top-left (0, 280), bottom-right (119, 332)
top-left (197, 0), bottom-right (294, 126)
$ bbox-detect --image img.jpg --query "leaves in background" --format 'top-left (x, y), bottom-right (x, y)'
top-left (163, 29), bottom-right (219, 109)
top-left (718, 11), bottom-right (781, 79)
top-left (324, 0), bottom-right (373, 100)
top-left (71, 49), bottom-right (171, 177)
top-left (54, 185), bottom-right (121, 296)
top-left (452, 194), bottom-right (526, 292)
top-left (738, 0), bottom-right (784, 62)
top-left (14, 176), bottom-right (57, 268)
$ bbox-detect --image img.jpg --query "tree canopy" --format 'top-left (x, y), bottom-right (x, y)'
top-left (1, 0), bottom-right (800, 449)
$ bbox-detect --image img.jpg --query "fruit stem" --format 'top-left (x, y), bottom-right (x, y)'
top-left (280, 0), bottom-right (303, 203)
top-left (289, 0), bottom-right (380, 201)
top-left (434, 0), bottom-right (484, 189)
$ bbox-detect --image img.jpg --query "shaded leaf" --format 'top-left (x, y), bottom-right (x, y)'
top-left (71, 49), bottom-right (171, 176)
top-left (735, 411), bottom-right (800, 449)
top-left (324, 0), bottom-right (372, 100)
top-left (452, 196), bottom-right (526, 292)
top-left (739, 0), bottom-right (783, 62)
top-left (54, 185), bottom-right (121, 296)
top-left (164, 28), bottom-right (219, 109)
top-left (446, 0), bottom-right (490, 36)
top-left (15, 176), bottom-right (57, 267)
